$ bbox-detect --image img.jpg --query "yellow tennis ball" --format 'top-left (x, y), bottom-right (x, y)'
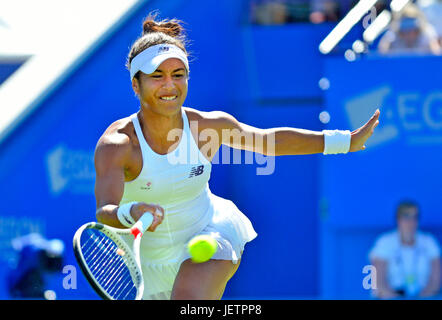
top-left (187, 235), bottom-right (218, 263)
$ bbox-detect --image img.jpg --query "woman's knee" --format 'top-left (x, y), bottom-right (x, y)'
top-left (171, 285), bottom-right (208, 300)
top-left (171, 259), bottom-right (241, 300)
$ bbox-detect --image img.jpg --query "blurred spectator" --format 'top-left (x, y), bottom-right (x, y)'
top-left (250, 0), bottom-right (342, 25)
top-left (7, 233), bottom-right (65, 299)
top-left (369, 200), bottom-right (441, 299)
top-left (417, 0), bottom-right (442, 46)
top-left (377, 3), bottom-right (441, 55)
top-left (251, 0), bottom-right (289, 25)
top-left (310, 0), bottom-right (341, 23)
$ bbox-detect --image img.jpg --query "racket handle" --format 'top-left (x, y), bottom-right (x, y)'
top-left (131, 211), bottom-right (154, 238)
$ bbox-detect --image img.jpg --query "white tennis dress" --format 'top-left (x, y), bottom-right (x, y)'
top-left (119, 108), bottom-right (257, 300)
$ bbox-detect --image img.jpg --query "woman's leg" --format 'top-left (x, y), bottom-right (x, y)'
top-left (171, 259), bottom-right (241, 300)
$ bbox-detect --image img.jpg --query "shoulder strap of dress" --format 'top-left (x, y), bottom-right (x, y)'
top-left (181, 108), bottom-right (211, 165)
top-left (182, 108), bottom-right (198, 151)
top-left (131, 113), bottom-right (156, 158)
top-left (181, 108), bottom-right (190, 135)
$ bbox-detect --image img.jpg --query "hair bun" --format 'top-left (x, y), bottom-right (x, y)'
top-left (126, 13), bottom-right (189, 72)
top-left (142, 17), bottom-right (184, 38)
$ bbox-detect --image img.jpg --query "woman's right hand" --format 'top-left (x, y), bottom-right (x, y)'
top-left (130, 202), bottom-right (165, 232)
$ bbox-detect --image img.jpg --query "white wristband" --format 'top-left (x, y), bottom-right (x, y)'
top-left (323, 130), bottom-right (351, 155)
top-left (117, 202), bottom-right (137, 227)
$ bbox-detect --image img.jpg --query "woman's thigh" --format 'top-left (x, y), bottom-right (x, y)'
top-left (171, 258), bottom-right (241, 300)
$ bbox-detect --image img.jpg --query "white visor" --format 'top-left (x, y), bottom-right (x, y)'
top-left (129, 43), bottom-right (189, 79)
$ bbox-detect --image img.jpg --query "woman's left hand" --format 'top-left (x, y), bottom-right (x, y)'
top-left (349, 109), bottom-right (380, 152)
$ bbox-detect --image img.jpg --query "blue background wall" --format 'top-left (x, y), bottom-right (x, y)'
top-left (0, 0), bottom-right (441, 300)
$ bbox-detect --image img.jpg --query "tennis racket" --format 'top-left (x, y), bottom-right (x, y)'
top-left (73, 212), bottom-right (155, 300)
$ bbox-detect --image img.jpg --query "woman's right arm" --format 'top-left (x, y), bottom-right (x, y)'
top-left (94, 133), bottom-right (164, 230)
top-left (94, 134), bottom-right (130, 228)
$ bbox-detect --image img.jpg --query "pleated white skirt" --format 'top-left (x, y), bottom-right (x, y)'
top-left (136, 193), bottom-right (257, 300)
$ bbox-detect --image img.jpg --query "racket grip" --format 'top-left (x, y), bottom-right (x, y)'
top-left (131, 212), bottom-right (154, 237)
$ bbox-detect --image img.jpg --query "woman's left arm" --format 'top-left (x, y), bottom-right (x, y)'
top-left (213, 109), bottom-right (380, 156)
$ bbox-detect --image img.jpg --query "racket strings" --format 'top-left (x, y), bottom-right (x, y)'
top-left (81, 229), bottom-right (137, 300)
top-left (87, 237), bottom-right (129, 287)
top-left (86, 233), bottom-right (135, 298)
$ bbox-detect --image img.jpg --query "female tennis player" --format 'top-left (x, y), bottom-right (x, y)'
top-left (94, 14), bottom-right (380, 300)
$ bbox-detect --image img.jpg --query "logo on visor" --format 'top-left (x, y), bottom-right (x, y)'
top-left (158, 46), bottom-right (170, 53)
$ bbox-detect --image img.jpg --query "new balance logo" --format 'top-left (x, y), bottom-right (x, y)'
top-left (189, 165), bottom-right (204, 178)
top-left (123, 216), bottom-right (133, 225)
top-left (158, 46), bottom-right (170, 53)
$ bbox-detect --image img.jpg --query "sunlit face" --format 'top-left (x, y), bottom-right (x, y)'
top-left (397, 207), bottom-right (419, 238)
top-left (132, 58), bottom-right (188, 116)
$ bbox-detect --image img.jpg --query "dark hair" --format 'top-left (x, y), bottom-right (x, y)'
top-left (126, 12), bottom-right (189, 80)
top-left (395, 200), bottom-right (420, 220)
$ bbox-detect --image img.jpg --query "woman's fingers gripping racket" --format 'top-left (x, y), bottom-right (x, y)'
top-left (131, 203), bottom-right (165, 232)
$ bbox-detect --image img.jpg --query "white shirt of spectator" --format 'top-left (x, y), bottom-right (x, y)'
top-left (369, 230), bottom-right (440, 296)
top-left (379, 29), bottom-right (435, 54)
top-left (419, 0), bottom-right (442, 38)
